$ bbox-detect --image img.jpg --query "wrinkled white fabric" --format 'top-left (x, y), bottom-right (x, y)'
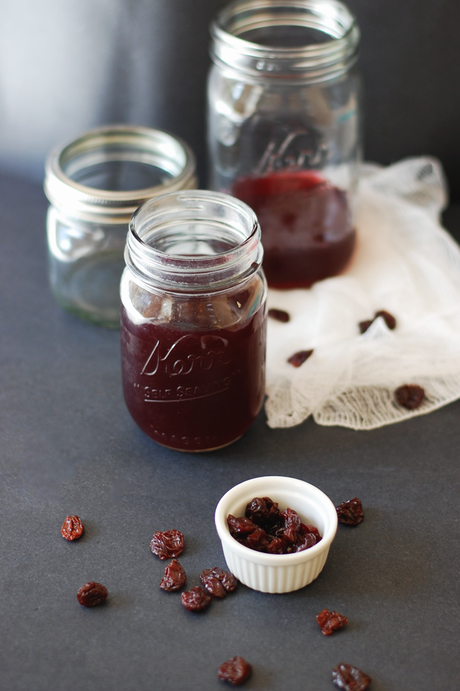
top-left (265, 157), bottom-right (460, 430)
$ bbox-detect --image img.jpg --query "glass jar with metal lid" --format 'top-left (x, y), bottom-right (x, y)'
top-left (207, 0), bottom-right (361, 289)
top-left (44, 124), bottom-right (197, 328)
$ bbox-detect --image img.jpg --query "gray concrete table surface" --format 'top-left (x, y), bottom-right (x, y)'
top-left (1, 172), bottom-right (459, 691)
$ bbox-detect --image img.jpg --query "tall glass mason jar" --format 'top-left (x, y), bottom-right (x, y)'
top-left (120, 190), bottom-right (267, 452)
top-left (208, 0), bottom-right (361, 289)
top-left (44, 125), bottom-right (197, 328)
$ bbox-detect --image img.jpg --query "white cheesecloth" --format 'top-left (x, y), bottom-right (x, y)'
top-left (265, 157), bottom-right (460, 430)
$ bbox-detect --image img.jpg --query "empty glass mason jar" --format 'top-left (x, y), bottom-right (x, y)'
top-left (120, 190), bottom-right (267, 452)
top-left (208, 0), bottom-right (361, 289)
top-left (44, 125), bottom-right (197, 327)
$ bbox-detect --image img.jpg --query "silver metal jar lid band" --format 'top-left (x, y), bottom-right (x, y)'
top-left (44, 124), bottom-right (197, 224)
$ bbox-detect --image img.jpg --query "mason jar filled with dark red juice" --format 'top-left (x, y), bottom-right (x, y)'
top-left (120, 190), bottom-right (267, 452)
top-left (208, 0), bottom-right (361, 288)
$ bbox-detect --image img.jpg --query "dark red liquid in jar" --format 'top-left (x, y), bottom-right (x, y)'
top-left (120, 303), bottom-right (266, 452)
top-left (232, 171), bottom-right (356, 288)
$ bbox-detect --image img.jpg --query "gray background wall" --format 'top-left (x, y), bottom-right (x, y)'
top-left (0, 0), bottom-right (459, 197)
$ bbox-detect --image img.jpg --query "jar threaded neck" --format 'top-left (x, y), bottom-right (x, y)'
top-left (210, 0), bottom-right (360, 83)
top-left (125, 190), bottom-right (263, 293)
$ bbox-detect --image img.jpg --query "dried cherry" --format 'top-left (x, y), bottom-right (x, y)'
top-left (201, 571), bottom-right (226, 598)
top-left (358, 319), bottom-right (374, 334)
top-left (160, 559), bottom-right (186, 592)
top-left (227, 515), bottom-right (258, 536)
top-left (218, 656), bottom-right (252, 685)
top-left (359, 309), bottom-right (396, 334)
top-left (294, 530), bottom-right (318, 552)
top-left (375, 309), bottom-right (396, 330)
top-left (336, 498), bottom-right (364, 526)
top-left (287, 349), bottom-right (313, 367)
top-left (150, 529), bottom-right (184, 559)
top-left (394, 384), bottom-right (425, 410)
top-left (228, 496), bottom-right (321, 555)
top-left (281, 507), bottom-right (302, 543)
top-left (268, 308), bottom-right (290, 323)
top-left (181, 586), bottom-right (212, 612)
top-left (245, 526), bottom-right (270, 551)
top-left (245, 496), bottom-right (282, 531)
top-left (302, 523), bottom-right (321, 542)
top-left (61, 515), bottom-right (84, 541)
top-left (219, 570), bottom-right (238, 592)
top-left (316, 608), bottom-right (348, 635)
top-left (77, 581), bottom-right (108, 607)
top-left (266, 536), bottom-right (287, 554)
top-left (332, 663), bottom-right (371, 691)
top-left (200, 567), bottom-right (238, 598)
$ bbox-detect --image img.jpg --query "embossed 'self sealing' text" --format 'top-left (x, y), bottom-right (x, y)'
top-left (136, 371), bottom-right (240, 404)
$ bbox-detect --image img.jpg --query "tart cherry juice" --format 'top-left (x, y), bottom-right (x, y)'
top-left (120, 300), bottom-right (266, 452)
top-left (232, 170), bottom-right (355, 288)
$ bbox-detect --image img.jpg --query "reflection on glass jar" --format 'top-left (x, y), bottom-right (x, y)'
top-left (208, 0), bottom-right (361, 288)
top-left (120, 190), bottom-right (267, 452)
top-left (44, 125), bottom-right (197, 327)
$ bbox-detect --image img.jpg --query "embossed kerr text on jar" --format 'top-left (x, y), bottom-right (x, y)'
top-left (120, 191), bottom-right (267, 452)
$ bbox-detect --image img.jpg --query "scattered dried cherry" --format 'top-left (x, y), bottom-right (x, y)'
top-left (336, 498), bottom-right (364, 526)
top-left (150, 529), bottom-right (185, 559)
top-left (332, 663), bottom-right (371, 691)
top-left (61, 515), bottom-right (84, 541)
top-left (394, 384), bottom-right (425, 410)
top-left (200, 567), bottom-right (238, 598)
top-left (200, 570), bottom-right (225, 598)
top-left (77, 581), bottom-right (108, 607)
top-left (181, 586), bottom-right (212, 612)
top-left (287, 349), bottom-right (313, 367)
top-left (316, 608), bottom-right (348, 635)
top-left (215, 569), bottom-right (238, 592)
top-left (218, 656), bottom-right (252, 685)
top-left (359, 309), bottom-right (396, 334)
top-left (229, 496), bottom-right (321, 555)
top-left (375, 309), bottom-right (396, 330)
top-left (160, 559), bottom-right (186, 592)
top-left (268, 308), bottom-right (290, 323)
top-left (358, 319), bottom-right (374, 334)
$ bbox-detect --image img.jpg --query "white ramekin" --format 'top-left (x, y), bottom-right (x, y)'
top-left (214, 476), bottom-right (338, 593)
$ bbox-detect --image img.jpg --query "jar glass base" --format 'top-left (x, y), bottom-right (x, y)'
top-left (148, 435), bottom-right (244, 453)
top-left (55, 301), bottom-right (120, 329)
